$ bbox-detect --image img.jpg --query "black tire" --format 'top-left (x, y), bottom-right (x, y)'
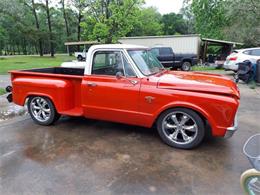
top-left (156, 108), bottom-right (205, 149)
top-left (77, 55), bottom-right (83, 61)
top-left (181, 61), bottom-right (192, 71)
top-left (27, 96), bottom-right (60, 126)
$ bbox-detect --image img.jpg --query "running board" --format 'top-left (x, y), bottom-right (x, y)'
top-left (60, 107), bottom-right (84, 116)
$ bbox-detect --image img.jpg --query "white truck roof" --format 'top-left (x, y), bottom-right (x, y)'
top-left (61, 44), bottom-right (148, 77)
top-left (89, 44), bottom-right (148, 51)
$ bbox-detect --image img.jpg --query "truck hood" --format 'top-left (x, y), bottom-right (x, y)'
top-left (157, 71), bottom-right (240, 98)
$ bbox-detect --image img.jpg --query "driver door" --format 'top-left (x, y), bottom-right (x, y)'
top-left (82, 50), bottom-right (141, 125)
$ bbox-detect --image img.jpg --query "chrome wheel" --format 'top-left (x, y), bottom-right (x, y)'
top-left (30, 97), bottom-right (51, 123)
top-left (162, 111), bottom-right (198, 145)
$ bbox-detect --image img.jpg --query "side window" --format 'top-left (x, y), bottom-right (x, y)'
top-left (251, 49), bottom-right (260, 56)
top-left (151, 48), bottom-right (160, 57)
top-left (243, 50), bottom-right (251, 55)
top-left (159, 47), bottom-right (172, 55)
top-left (92, 51), bottom-right (136, 77)
top-left (92, 51), bottom-right (124, 76)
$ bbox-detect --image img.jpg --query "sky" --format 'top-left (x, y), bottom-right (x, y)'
top-left (145, 0), bottom-right (184, 14)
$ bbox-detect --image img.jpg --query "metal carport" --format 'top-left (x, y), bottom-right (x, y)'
top-left (201, 38), bottom-right (243, 63)
top-left (64, 41), bottom-right (99, 55)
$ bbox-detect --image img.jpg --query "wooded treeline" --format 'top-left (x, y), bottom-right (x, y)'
top-left (0, 0), bottom-right (259, 56)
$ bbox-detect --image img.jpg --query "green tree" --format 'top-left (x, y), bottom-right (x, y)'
top-left (81, 0), bottom-right (143, 43)
top-left (224, 0), bottom-right (260, 46)
top-left (0, 0), bottom-right (39, 55)
top-left (71, 0), bottom-right (88, 49)
top-left (161, 12), bottom-right (188, 35)
top-left (0, 0), bottom-right (80, 56)
top-left (180, 0), bottom-right (195, 34)
top-left (128, 7), bottom-right (163, 36)
top-left (24, 0), bottom-right (44, 56)
top-left (44, 0), bottom-right (55, 57)
top-left (191, 0), bottom-right (228, 39)
top-left (60, 0), bottom-right (70, 40)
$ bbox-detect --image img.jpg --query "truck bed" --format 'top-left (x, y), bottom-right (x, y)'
top-left (10, 67), bottom-right (84, 115)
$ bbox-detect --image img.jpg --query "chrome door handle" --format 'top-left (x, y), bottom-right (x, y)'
top-left (130, 80), bottom-right (138, 85)
top-left (87, 82), bottom-right (97, 87)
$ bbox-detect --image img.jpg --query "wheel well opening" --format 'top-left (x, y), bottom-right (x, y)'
top-left (182, 59), bottom-right (192, 64)
top-left (154, 107), bottom-right (212, 135)
top-left (25, 95), bottom-right (55, 107)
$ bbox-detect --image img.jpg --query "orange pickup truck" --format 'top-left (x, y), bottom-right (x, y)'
top-left (6, 44), bottom-right (240, 149)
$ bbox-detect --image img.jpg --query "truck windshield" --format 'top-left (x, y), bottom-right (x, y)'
top-left (128, 49), bottom-right (165, 76)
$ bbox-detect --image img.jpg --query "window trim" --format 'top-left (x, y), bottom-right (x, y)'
top-left (91, 49), bottom-right (137, 78)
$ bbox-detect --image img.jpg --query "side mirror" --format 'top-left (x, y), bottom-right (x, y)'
top-left (116, 71), bottom-right (123, 80)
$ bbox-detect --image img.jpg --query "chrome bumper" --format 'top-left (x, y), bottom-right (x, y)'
top-left (224, 114), bottom-right (238, 138)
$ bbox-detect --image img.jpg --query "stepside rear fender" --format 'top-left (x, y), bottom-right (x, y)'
top-left (12, 76), bottom-right (75, 112)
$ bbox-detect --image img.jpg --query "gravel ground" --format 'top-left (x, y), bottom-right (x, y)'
top-left (0, 94), bottom-right (27, 121)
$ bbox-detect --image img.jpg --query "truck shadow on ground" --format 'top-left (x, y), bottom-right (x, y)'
top-left (1, 115), bottom-right (247, 194)
top-left (20, 116), bottom-right (231, 165)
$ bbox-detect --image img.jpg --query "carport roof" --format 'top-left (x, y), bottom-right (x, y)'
top-left (64, 41), bottom-right (99, 46)
top-left (202, 38), bottom-right (243, 46)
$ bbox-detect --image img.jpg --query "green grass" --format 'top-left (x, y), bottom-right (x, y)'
top-left (0, 55), bottom-right (74, 74)
top-left (0, 88), bottom-right (5, 95)
top-left (192, 65), bottom-right (220, 71)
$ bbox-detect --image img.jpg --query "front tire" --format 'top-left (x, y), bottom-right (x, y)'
top-left (28, 96), bottom-right (60, 126)
top-left (157, 108), bottom-right (205, 149)
top-left (181, 61), bottom-right (192, 71)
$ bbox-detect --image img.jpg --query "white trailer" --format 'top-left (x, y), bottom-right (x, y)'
top-left (119, 35), bottom-right (201, 57)
top-left (119, 35), bottom-right (243, 65)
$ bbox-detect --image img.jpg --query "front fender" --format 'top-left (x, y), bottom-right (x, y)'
top-left (150, 92), bottom-right (239, 137)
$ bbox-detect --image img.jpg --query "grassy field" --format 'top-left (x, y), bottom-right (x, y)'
top-left (192, 65), bottom-right (221, 71)
top-left (0, 55), bottom-right (74, 74)
top-left (0, 88), bottom-right (5, 95)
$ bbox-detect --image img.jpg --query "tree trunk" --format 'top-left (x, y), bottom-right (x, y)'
top-left (17, 44), bottom-right (20, 55)
top-left (31, 0), bottom-right (43, 56)
top-left (61, 0), bottom-right (70, 39)
top-left (12, 43), bottom-right (15, 55)
top-left (45, 0), bottom-right (54, 57)
top-left (77, 12), bottom-right (82, 51)
top-left (0, 44), bottom-right (2, 56)
top-left (35, 44), bottom-right (38, 54)
top-left (22, 39), bottom-right (27, 55)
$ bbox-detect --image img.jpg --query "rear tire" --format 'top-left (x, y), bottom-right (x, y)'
top-left (181, 61), bottom-right (192, 71)
top-left (156, 108), bottom-right (205, 149)
top-left (28, 96), bottom-right (60, 126)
